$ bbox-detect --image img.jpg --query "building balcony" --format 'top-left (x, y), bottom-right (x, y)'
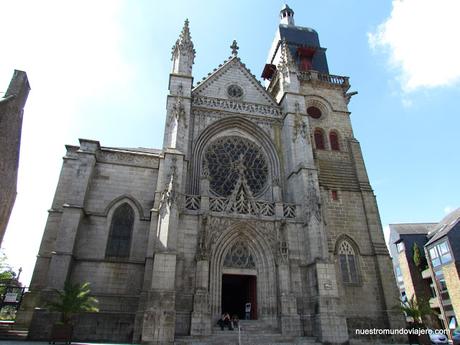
top-left (422, 267), bottom-right (432, 279)
top-left (429, 297), bottom-right (440, 309)
top-left (298, 70), bottom-right (350, 91)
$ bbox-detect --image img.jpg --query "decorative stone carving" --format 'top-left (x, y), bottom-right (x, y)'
top-left (230, 40), bottom-right (239, 57)
top-left (207, 216), bottom-right (232, 253)
top-left (303, 172), bottom-right (321, 226)
top-left (192, 95), bottom-right (281, 117)
top-left (257, 221), bottom-right (278, 253)
top-left (159, 157), bottom-right (178, 211)
top-left (98, 150), bottom-right (159, 169)
top-left (171, 19), bottom-right (196, 62)
top-left (278, 39), bottom-right (297, 89)
top-left (192, 109), bottom-right (280, 143)
top-left (169, 84), bottom-right (187, 128)
top-left (275, 220), bottom-right (289, 264)
top-left (205, 217), bottom-right (279, 257)
top-left (292, 101), bottom-right (308, 143)
top-left (196, 214), bottom-right (209, 260)
top-left (201, 158), bottom-right (210, 178)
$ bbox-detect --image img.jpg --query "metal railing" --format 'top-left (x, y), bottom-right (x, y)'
top-left (298, 70), bottom-right (349, 88)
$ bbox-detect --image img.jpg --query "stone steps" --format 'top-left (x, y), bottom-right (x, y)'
top-left (175, 334), bottom-right (321, 345)
top-left (214, 320), bottom-right (278, 332)
top-left (0, 323), bottom-right (28, 340)
top-left (176, 320), bottom-right (321, 345)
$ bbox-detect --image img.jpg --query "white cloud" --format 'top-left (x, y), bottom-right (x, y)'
top-left (368, 0), bottom-right (460, 92)
top-left (443, 206), bottom-right (454, 214)
top-left (0, 0), bottom-right (129, 286)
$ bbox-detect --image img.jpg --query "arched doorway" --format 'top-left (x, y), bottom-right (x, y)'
top-left (221, 273), bottom-right (257, 319)
top-left (209, 222), bottom-right (277, 327)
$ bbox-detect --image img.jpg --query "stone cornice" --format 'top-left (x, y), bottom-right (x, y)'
top-left (192, 95), bottom-right (282, 118)
top-left (97, 150), bottom-right (159, 169)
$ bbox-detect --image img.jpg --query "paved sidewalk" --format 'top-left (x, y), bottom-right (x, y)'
top-left (0, 342), bottom-right (138, 345)
top-left (0, 341), bottom-right (414, 345)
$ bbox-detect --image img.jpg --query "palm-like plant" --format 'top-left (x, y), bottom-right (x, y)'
top-left (397, 296), bottom-right (435, 345)
top-left (398, 295), bottom-right (433, 324)
top-left (48, 281), bottom-right (99, 324)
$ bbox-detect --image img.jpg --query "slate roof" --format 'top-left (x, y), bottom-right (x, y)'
top-left (389, 223), bottom-right (437, 235)
top-left (276, 24), bottom-right (329, 74)
top-left (426, 208), bottom-right (460, 246)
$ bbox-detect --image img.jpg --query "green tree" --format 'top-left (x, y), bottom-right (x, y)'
top-left (0, 252), bottom-right (16, 283)
top-left (412, 242), bottom-right (427, 270)
top-left (47, 281), bottom-right (99, 324)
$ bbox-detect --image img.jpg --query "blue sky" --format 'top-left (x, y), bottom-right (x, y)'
top-left (0, 0), bottom-right (459, 286)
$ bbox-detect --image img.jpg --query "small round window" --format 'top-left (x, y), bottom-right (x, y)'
top-left (307, 106), bottom-right (322, 119)
top-left (227, 84), bottom-right (244, 99)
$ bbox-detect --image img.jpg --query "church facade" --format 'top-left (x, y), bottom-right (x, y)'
top-left (18, 5), bottom-right (403, 345)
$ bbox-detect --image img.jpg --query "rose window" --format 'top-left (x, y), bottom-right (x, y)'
top-left (203, 136), bottom-right (268, 197)
top-left (227, 84), bottom-right (244, 99)
top-left (223, 240), bottom-right (255, 269)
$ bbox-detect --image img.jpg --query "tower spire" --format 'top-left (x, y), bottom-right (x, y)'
top-left (171, 19), bottom-right (196, 75)
top-left (280, 4), bottom-right (295, 26)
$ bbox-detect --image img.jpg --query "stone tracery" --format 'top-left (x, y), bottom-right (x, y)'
top-left (203, 136), bottom-right (268, 197)
top-left (223, 240), bottom-right (255, 269)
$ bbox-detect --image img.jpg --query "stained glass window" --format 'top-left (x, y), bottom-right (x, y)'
top-left (106, 203), bottom-right (134, 258)
top-left (204, 136), bottom-right (268, 197)
top-left (338, 240), bottom-right (359, 284)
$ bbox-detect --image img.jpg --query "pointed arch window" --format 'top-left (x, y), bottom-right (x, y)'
top-left (314, 129), bottom-right (325, 150)
top-left (338, 240), bottom-right (359, 284)
top-left (106, 203), bottom-right (134, 258)
top-left (329, 131), bottom-right (340, 151)
top-left (224, 240), bottom-right (255, 269)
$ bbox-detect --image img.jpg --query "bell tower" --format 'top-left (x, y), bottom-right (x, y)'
top-left (262, 4), bottom-right (405, 344)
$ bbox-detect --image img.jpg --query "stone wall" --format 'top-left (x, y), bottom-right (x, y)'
top-left (0, 70), bottom-right (29, 245)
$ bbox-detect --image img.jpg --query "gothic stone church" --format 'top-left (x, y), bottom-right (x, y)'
top-left (18, 5), bottom-right (403, 345)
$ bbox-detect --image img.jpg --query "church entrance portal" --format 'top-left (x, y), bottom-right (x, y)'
top-left (221, 274), bottom-right (257, 320)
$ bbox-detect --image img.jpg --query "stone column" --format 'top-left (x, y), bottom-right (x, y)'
top-left (141, 253), bottom-right (177, 344)
top-left (276, 221), bottom-right (301, 336)
top-left (139, 152), bottom-right (184, 344)
top-left (190, 258), bottom-right (211, 335)
top-left (278, 262), bottom-right (301, 336)
top-left (190, 176), bottom-right (211, 335)
top-left (313, 262), bottom-right (349, 345)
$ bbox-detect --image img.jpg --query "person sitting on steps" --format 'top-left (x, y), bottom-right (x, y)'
top-left (217, 312), bottom-right (233, 330)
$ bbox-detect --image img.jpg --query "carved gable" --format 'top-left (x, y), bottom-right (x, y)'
top-left (192, 57), bottom-right (281, 118)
